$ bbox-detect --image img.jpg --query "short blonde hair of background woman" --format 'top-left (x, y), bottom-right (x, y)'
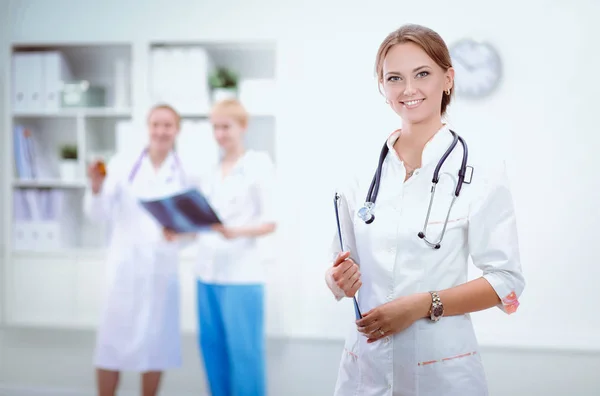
top-left (210, 98), bottom-right (250, 128)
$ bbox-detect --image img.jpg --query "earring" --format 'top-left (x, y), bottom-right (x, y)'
top-left (445, 88), bottom-right (451, 95)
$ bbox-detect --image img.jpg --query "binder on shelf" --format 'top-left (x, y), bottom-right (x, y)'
top-left (12, 189), bottom-right (76, 251)
top-left (43, 51), bottom-right (73, 111)
top-left (12, 50), bottom-right (72, 112)
top-left (150, 46), bottom-right (213, 114)
top-left (12, 52), bottom-right (44, 112)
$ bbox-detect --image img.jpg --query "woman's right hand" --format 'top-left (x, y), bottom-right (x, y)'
top-left (87, 160), bottom-right (106, 194)
top-left (330, 251), bottom-right (362, 298)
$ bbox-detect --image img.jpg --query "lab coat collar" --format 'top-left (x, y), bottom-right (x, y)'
top-left (386, 124), bottom-right (453, 169)
top-left (140, 149), bottom-right (180, 181)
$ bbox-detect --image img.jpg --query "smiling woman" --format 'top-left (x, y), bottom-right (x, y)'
top-left (324, 24), bottom-right (525, 396)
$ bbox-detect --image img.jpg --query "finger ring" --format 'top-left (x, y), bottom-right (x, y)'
top-left (379, 329), bottom-right (385, 336)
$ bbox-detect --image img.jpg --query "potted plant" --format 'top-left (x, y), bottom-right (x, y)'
top-left (59, 144), bottom-right (78, 181)
top-left (209, 67), bottom-right (239, 103)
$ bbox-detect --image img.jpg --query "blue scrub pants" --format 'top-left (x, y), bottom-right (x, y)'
top-left (197, 280), bottom-right (266, 396)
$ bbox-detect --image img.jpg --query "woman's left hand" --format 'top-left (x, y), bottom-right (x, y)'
top-left (212, 224), bottom-right (241, 240)
top-left (356, 293), bottom-right (430, 343)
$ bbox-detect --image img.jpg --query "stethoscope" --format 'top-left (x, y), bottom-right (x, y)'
top-left (128, 148), bottom-right (186, 185)
top-left (357, 129), bottom-right (472, 249)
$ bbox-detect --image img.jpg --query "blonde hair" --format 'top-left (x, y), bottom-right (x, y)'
top-left (375, 24), bottom-right (454, 116)
top-left (210, 98), bottom-right (249, 128)
top-left (148, 103), bottom-right (181, 129)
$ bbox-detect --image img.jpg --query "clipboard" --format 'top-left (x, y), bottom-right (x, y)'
top-left (140, 187), bottom-right (222, 233)
top-left (334, 192), bottom-right (363, 320)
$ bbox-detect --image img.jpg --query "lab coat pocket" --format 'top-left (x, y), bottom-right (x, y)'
top-left (420, 215), bottom-right (468, 247)
top-left (343, 327), bottom-right (359, 360)
top-left (334, 327), bottom-right (361, 395)
top-left (416, 317), bottom-right (488, 395)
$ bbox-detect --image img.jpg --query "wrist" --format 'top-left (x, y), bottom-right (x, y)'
top-left (232, 227), bottom-right (245, 237)
top-left (412, 292), bottom-right (433, 320)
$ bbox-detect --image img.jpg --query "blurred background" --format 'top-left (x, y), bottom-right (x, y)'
top-left (1, 0), bottom-right (599, 395)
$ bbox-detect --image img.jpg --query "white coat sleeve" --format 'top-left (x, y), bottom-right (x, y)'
top-left (83, 155), bottom-right (123, 223)
top-left (467, 162), bottom-right (525, 314)
top-left (324, 176), bottom-right (361, 301)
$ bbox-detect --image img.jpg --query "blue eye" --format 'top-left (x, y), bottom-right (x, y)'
top-left (387, 76), bottom-right (401, 82)
top-left (416, 71), bottom-right (429, 78)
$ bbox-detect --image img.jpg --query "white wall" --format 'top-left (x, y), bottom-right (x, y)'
top-left (5, 0), bottom-right (600, 351)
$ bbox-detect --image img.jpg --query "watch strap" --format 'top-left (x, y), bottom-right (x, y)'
top-left (429, 291), bottom-right (444, 322)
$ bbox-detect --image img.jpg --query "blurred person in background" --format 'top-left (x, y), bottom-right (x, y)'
top-left (165, 98), bottom-right (276, 396)
top-left (86, 104), bottom-right (194, 396)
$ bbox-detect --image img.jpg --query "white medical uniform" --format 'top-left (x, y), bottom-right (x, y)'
top-left (84, 150), bottom-right (192, 372)
top-left (194, 149), bottom-right (276, 284)
top-left (326, 125), bottom-right (525, 396)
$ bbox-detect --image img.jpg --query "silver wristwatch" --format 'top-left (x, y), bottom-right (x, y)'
top-left (429, 291), bottom-right (444, 322)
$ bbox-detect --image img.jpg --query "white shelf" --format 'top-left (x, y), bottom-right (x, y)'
top-left (11, 248), bottom-right (103, 258)
top-left (13, 107), bottom-right (132, 118)
top-left (12, 179), bottom-right (86, 189)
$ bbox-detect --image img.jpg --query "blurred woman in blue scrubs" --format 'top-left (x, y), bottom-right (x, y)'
top-left (166, 99), bottom-right (277, 396)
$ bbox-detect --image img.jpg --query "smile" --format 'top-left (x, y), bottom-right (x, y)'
top-left (401, 99), bottom-right (424, 109)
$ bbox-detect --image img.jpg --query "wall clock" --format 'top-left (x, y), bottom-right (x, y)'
top-left (449, 38), bottom-right (503, 99)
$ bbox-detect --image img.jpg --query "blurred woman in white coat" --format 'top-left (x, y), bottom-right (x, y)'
top-left (325, 24), bottom-right (526, 396)
top-left (165, 99), bottom-right (276, 396)
top-left (85, 104), bottom-right (191, 396)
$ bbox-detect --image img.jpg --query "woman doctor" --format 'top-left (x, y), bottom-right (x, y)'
top-left (86, 104), bottom-right (190, 396)
top-left (165, 98), bottom-right (276, 396)
top-left (325, 24), bottom-right (526, 396)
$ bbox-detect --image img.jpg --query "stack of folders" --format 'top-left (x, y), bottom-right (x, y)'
top-left (12, 189), bottom-right (79, 251)
top-left (150, 46), bottom-right (214, 114)
top-left (12, 123), bottom-right (76, 251)
top-left (12, 51), bottom-right (72, 113)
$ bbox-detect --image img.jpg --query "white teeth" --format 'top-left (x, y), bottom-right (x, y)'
top-left (404, 99), bottom-right (423, 106)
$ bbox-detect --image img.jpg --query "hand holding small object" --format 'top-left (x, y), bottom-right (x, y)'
top-left (87, 160), bottom-right (106, 194)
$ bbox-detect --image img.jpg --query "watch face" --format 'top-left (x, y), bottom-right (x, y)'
top-left (432, 305), bottom-right (444, 317)
top-left (450, 38), bottom-right (502, 99)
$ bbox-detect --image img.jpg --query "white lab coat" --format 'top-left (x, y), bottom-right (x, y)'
top-left (326, 125), bottom-right (525, 396)
top-left (84, 150), bottom-right (192, 372)
top-left (194, 149), bottom-right (276, 285)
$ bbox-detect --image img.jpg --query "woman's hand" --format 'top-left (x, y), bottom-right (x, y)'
top-left (330, 251), bottom-right (362, 298)
top-left (356, 293), bottom-right (430, 343)
top-left (163, 228), bottom-right (179, 242)
top-left (87, 160), bottom-right (106, 194)
top-left (212, 224), bottom-right (241, 240)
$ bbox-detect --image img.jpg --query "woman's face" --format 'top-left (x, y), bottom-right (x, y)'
top-left (381, 42), bottom-right (454, 125)
top-left (148, 108), bottom-right (179, 153)
top-left (211, 115), bottom-right (245, 151)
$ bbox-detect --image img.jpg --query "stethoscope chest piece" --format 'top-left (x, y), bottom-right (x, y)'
top-left (357, 202), bottom-right (375, 224)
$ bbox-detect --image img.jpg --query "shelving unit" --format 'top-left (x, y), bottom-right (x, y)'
top-left (2, 39), bottom-right (278, 333)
